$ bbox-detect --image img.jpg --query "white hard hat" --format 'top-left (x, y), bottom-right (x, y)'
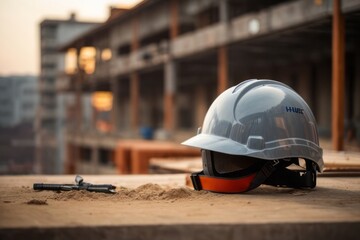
top-left (183, 79), bottom-right (323, 193)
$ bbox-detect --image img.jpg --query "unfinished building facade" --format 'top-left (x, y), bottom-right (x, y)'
top-left (58, 0), bottom-right (360, 174)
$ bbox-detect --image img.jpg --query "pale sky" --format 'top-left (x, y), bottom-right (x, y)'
top-left (0, 0), bottom-right (143, 76)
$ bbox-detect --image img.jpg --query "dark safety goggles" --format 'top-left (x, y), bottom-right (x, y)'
top-left (190, 150), bottom-right (317, 193)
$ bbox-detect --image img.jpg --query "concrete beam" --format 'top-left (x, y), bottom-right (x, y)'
top-left (138, 3), bottom-right (169, 39)
top-left (342, 0), bottom-right (360, 13)
top-left (183, 0), bottom-right (217, 15)
top-left (172, 0), bottom-right (333, 59)
top-left (172, 23), bottom-right (227, 58)
top-left (110, 24), bottom-right (132, 50)
top-left (164, 60), bottom-right (177, 131)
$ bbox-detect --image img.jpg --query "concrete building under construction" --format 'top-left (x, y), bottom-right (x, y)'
top-left (37, 14), bottom-right (99, 174)
top-left (57, 0), bottom-right (360, 174)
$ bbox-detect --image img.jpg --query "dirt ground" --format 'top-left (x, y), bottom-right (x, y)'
top-left (0, 174), bottom-right (359, 239)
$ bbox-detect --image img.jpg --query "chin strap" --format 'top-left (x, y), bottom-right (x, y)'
top-left (264, 160), bottom-right (317, 189)
top-left (191, 160), bottom-right (317, 193)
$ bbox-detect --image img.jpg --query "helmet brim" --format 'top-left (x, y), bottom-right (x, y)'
top-left (182, 134), bottom-right (249, 156)
top-left (182, 133), bottom-right (324, 172)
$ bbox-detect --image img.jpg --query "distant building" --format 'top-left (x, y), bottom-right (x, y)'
top-left (0, 75), bottom-right (38, 127)
top-left (36, 13), bottom-right (99, 174)
top-left (0, 75), bottom-right (38, 174)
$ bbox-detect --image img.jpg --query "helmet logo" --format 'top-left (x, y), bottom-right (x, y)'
top-left (285, 106), bottom-right (304, 114)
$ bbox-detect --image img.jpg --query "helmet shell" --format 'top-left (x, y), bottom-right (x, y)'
top-left (182, 79), bottom-right (324, 171)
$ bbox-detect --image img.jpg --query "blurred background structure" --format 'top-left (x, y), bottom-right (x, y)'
top-left (35, 14), bottom-right (99, 174)
top-left (1, 0), bottom-right (360, 175)
top-left (0, 76), bottom-right (38, 174)
top-left (57, 0), bottom-right (360, 174)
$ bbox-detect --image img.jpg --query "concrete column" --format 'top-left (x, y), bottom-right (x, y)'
top-left (91, 147), bottom-right (99, 174)
top-left (219, 0), bottom-right (229, 23)
top-left (92, 105), bottom-right (97, 131)
top-left (332, 0), bottom-right (345, 151)
top-left (110, 78), bottom-right (119, 133)
top-left (65, 143), bottom-right (77, 174)
top-left (34, 136), bottom-right (42, 174)
top-left (354, 53), bottom-right (360, 130)
top-left (75, 47), bottom-right (83, 132)
top-left (130, 73), bottom-right (139, 131)
top-left (164, 60), bottom-right (177, 131)
top-left (217, 46), bottom-right (229, 95)
top-left (164, 0), bottom-right (179, 133)
top-left (130, 15), bottom-right (140, 133)
top-left (195, 85), bottom-right (207, 128)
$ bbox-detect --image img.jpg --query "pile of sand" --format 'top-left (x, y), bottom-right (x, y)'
top-left (115, 183), bottom-right (193, 201)
top-left (26, 183), bottom-right (208, 202)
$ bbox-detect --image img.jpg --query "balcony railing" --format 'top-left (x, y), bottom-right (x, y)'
top-left (130, 41), bottom-right (169, 71)
top-left (110, 40), bottom-right (169, 76)
top-left (172, 23), bottom-right (227, 58)
top-left (172, 0), bottom-right (331, 58)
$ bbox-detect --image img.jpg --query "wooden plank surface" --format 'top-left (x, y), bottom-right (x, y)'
top-left (0, 174), bottom-right (359, 240)
top-left (322, 150), bottom-right (360, 171)
top-left (115, 140), bottom-right (200, 174)
top-left (150, 150), bottom-right (360, 173)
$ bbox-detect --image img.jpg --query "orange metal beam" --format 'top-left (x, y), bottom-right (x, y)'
top-left (164, 93), bottom-right (175, 131)
top-left (131, 18), bottom-right (139, 52)
top-left (163, 0), bottom-right (179, 132)
top-left (217, 46), bottom-right (229, 95)
top-left (130, 73), bottom-right (139, 131)
top-left (111, 79), bottom-right (119, 132)
top-left (195, 85), bottom-right (207, 127)
top-left (332, 0), bottom-right (345, 151)
top-left (65, 143), bottom-right (77, 174)
top-left (170, 0), bottom-right (179, 39)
